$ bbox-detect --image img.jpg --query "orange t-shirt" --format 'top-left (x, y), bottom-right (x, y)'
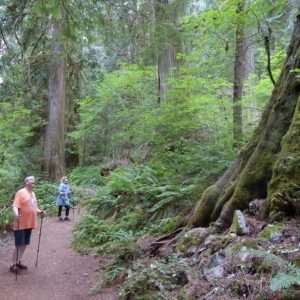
top-left (13, 188), bottom-right (38, 230)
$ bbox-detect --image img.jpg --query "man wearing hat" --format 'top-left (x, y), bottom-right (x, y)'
top-left (10, 176), bottom-right (45, 273)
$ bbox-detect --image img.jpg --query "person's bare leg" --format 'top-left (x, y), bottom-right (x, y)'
top-left (12, 246), bottom-right (27, 268)
top-left (12, 247), bottom-right (18, 265)
top-left (10, 246), bottom-right (20, 272)
top-left (18, 245), bottom-right (26, 262)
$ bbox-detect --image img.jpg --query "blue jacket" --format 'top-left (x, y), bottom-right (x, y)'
top-left (56, 183), bottom-right (72, 206)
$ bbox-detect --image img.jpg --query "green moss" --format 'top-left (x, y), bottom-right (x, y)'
top-left (258, 223), bottom-right (284, 240)
top-left (205, 233), bottom-right (236, 253)
top-left (228, 238), bottom-right (258, 257)
top-left (268, 96), bottom-right (300, 215)
top-left (176, 228), bottom-right (209, 253)
top-left (188, 184), bottom-right (221, 227)
top-left (242, 239), bottom-right (259, 249)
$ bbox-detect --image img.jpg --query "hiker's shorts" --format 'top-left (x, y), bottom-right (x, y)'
top-left (14, 229), bottom-right (32, 247)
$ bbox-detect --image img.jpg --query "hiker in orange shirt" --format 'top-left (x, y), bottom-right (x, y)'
top-left (10, 176), bottom-right (45, 273)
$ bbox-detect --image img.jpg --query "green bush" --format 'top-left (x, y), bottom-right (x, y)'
top-left (34, 181), bottom-right (58, 215)
top-left (251, 250), bottom-right (300, 292)
top-left (0, 207), bottom-right (13, 230)
top-left (69, 166), bottom-right (104, 186)
top-left (0, 167), bottom-right (24, 230)
top-left (73, 214), bottom-right (137, 256)
top-left (73, 164), bottom-right (197, 264)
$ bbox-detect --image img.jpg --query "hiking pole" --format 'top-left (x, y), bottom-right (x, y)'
top-left (35, 214), bottom-right (44, 267)
top-left (72, 205), bottom-right (75, 221)
top-left (15, 210), bottom-right (20, 281)
top-left (78, 203), bottom-right (81, 216)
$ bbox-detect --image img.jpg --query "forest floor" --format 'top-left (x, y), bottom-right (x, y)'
top-left (0, 212), bottom-right (118, 300)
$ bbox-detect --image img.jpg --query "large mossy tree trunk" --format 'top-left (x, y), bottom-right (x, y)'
top-left (189, 13), bottom-right (300, 229)
top-left (44, 21), bottom-right (66, 181)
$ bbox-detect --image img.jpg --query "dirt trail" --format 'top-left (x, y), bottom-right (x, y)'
top-left (0, 214), bottom-right (117, 300)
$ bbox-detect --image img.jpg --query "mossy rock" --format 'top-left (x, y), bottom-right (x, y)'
top-left (258, 223), bottom-right (284, 240)
top-left (229, 210), bottom-right (249, 235)
top-left (241, 238), bottom-right (259, 249)
top-left (177, 280), bottom-right (211, 300)
top-left (176, 228), bottom-right (210, 254)
top-left (226, 238), bottom-right (259, 257)
top-left (204, 233), bottom-right (236, 253)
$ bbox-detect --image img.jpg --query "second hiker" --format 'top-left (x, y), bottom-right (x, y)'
top-left (56, 176), bottom-right (72, 221)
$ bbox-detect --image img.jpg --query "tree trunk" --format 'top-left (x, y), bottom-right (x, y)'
top-left (188, 12), bottom-right (300, 229)
top-left (267, 94), bottom-right (300, 217)
top-left (155, 0), bottom-right (177, 103)
top-left (233, 0), bottom-right (246, 147)
top-left (65, 57), bottom-right (80, 168)
top-left (44, 21), bottom-right (66, 180)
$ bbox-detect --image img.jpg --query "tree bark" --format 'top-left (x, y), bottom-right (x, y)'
top-left (65, 57), bottom-right (80, 168)
top-left (267, 94), bottom-right (300, 217)
top-left (44, 21), bottom-right (66, 180)
top-left (188, 12), bottom-right (300, 229)
top-left (233, 0), bottom-right (246, 147)
top-left (155, 0), bottom-right (177, 103)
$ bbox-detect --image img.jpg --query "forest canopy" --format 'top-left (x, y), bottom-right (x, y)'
top-left (0, 0), bottom-right (299, 226)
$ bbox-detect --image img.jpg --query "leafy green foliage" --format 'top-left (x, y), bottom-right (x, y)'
top-left (0, 207), bottom-right (14, 230)
top-left (251, 250), bottom-right (300, 292)
top-left (73, 164), bottom-right (197, 258)
top-left (73, 61), bottom-right (236, 180)
top-left (271, 267), bottom-right (300, 291)
top-left (34, 181), bottom-right (58, 215)
top-left (69, 166), bottom-right (104, 186)
top-left (0, 68), bottom-right (42, 227)
top-left (84, 165), bottom-right (196, 220)
top-left (73, 214), bottom-right (137, 255)
top-left (70, 64), bottom-right (157, 162)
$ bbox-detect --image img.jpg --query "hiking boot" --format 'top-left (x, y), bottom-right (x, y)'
top-left (9, 264), bottom-right (19, 274)
top-left (17, 262), bottom-right (28, 270)
top-left (64, 216), bottom-right (70, 221)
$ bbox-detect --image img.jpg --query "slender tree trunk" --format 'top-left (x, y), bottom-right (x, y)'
top-left (157, 46), bottom-right (176, 103)
top-left (233, 0), bottom-right (247, 147)
top-left (189, 12), bottom-right (300, 229)
top-left (79, 136), bottom-right (86, 167)
top-left (44, 21), bottom-right (66, 180)
top-left (65, 57), bottom-right (81, 167)
top-left (155, 0), bottom-right (177, 103)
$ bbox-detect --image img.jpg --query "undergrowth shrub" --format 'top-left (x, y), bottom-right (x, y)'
top-left (69, 166), bottom-right (105, 186)
top-left (252, 250), bottom-right (300, 292)
top-left (0, 166), bottom-right (26, 230)
top-left (73, 214), bottom-right (137, 255)
top-left (0, 207), bottom-right (13, 230)
top-left (34, 181), bottom-right (57, 215)
top-left (271, 265), bottom-right (300, 292)
top-left (73, 161), bottom-right (221, 258)
top-left (83, 165), bottom-right (195, 219)
top-left (118, 256), bottom-right (189, 300)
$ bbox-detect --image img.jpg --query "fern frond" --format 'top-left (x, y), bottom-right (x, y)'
top-left (271, 272), bottom-right (300, 291)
